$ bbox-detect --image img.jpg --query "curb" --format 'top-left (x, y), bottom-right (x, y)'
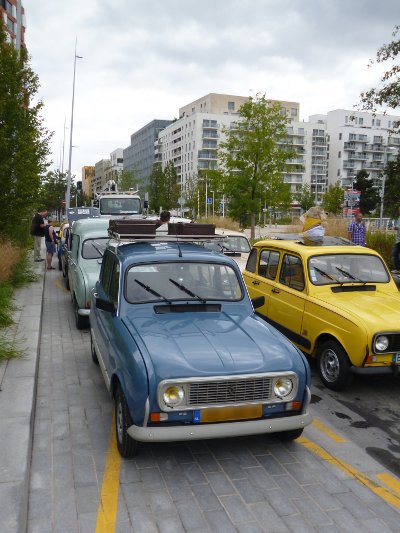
top-left (0, 255), bottom-right (45, 533)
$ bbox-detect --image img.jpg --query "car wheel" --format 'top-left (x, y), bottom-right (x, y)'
top-left (74, 294), bottom-right (88, 330)
top-left (317, 340), bottom-right (352, 391)
top-left (276, 428), bottom-right (304, 441)
top-left (58, 257), bottom-right (62, 271)
top-left (90, 332), bottom-right (99, 365)
top-left (115, 385), bottom-right (139, 458)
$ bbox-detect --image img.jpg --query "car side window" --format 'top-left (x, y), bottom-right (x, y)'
top-left (246, 249), bottom-right (258, 273)
top-left (280, 254), bottom-right (305, 291)
top-left (109, 262), bottom-right (120, 305)
top-left (258, 250), bottom-right (280, 280)
top-left (100, 252), bottom-right (114, 295)
top-left (70, 234), bottom-right (80, 260)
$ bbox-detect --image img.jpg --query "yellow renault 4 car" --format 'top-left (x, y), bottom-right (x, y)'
top-left (243, 237), bottom-right (400, 390)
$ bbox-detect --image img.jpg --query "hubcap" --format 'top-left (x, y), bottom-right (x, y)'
top-left (320, 348), bottom-right (340, 382)
top-left (116, 400), bottom-right (123, 443)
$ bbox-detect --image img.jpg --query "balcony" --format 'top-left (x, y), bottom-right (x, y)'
top-left (343, 161), bottom-right (355, 169)
top-left (348, 152), bottom-right (367, 160)
top-left (202, 131), bottom-right (219, 139)
top-left (388, 137), bottom-right (400, 146)
top-left (202, 120), bottom-right (218, 128)
top-left (344, 142), bottom-right (357, 150)
top-left (363, 161), bottom-right (384, 170)
top-left (198, 150), bottom-right (218, 160)
top-left (349, 134), bottom-right (368, 142)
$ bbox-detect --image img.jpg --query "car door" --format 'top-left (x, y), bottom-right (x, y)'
top-left (68, 233), bottom-right (80, 294)
top-left (267, 253), bottom-right (310, 351)
top-left (244, 247), bottom-right (280, 316)
top-left (93, 252), bottom-right (116, 374)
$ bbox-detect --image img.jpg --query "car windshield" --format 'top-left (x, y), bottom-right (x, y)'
top-left (99, 197), bottom-right (141, 215)
top-left (308, 253), bottom-right (390, 285)
top-left (82, 238), bottom-right (109, 259)
top-left (125, 262), bottom-right (243, 303)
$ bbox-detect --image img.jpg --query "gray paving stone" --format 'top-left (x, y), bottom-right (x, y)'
top-left (265, 488), bottom-right (299, 516)
top-left (236, 522), bottom-right (265, 533)
top-left (233, 478), bottom-right (265, 504)
top-left (361, 517), bottom-right (397, 533)
top-left (334, 490), bottom-right (375, 520)
top-left (148, 490), bottom-right (177, 516)
top-left (156, 514), bottom-right (185, 533)
top-left (175, 497), bottom-right (209, 530)
top-left (128, 507), bottom-right (158, 533)
top-left (293, 497), bottom-right (333, 527)
top-left (182, 462), bottom-right (208, 485)
top-left (195, 452), bottom-right (221, 473)
top-left (204, 509), bottom-right (238, 532)
top-left (207, 471), bottom-right (237, 496)
top-left (191, 483), bottom-right (222, 511)
top-left (303, 484), bottom-right (343, 511)
top-left (219, 458), bottom-right (249, 480)
top-left (249, 501), bottom-right (290, 532)
top-left (256, 453), bottom-right (287, 476)
top-left (283, 513), bottom-right (318, 533)
top-left (220, 494), bottom-right (255, 525)
top-left (245, 466), bottom-right (279, 491)
top-left (326, 507), bottom-right (363, 531)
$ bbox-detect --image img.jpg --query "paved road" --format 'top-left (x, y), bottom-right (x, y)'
top-left (27, 269), bottom-right (400, 533)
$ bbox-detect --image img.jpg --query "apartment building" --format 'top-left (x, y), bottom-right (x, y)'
top-left (157, 93), bottom-right (301, 191)
top-left (92, 159), bottom-right (111, 195)
top-left (123, 119), bottom-right (172, 185)
top-left (310, 110), bottom-right (400, 189)
top-left (81, 166), bottom-right (95, 197)
top-left (1, 0), bottom-right (25, 49)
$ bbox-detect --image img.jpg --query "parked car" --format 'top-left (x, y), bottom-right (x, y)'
top-left (243, 238), bottom-right (400, 390)
top-left (57, 222), bottom-right (70, 273)
top-left (89, 225), bottom-right (312, 457)
top-left (67, 218), bottom-right (110, 329)
top-left (213, 229), bottom-right (251, 271)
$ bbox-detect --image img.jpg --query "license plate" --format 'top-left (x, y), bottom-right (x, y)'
top-left (200, 404), bottom-right (262, 423)
top-left (393, 353), bottom-right (400, 364)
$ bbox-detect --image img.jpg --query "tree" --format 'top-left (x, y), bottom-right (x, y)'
top-left (359, 25), bottom-right (400, 122)
top-left (0, 21), bottom-right (52, 244)
top-left (322, 181), bottom-right (343, 215)
top-left (118, 169), bottom-right (138, 192)
top-left (40, 170), bottom-right (67, 219)
top-left (218, 93), bottom-right (294, 238)
top-left (298, 183), bottom-right (315, 212)
top-left (353, 170), bottom-right (380, 214)
top-left (163, 161), bottom-right (180, 210)
top-left (383, 152), bottom-right (400, 218)
top-left (148, 163), bottom-right (165, 213)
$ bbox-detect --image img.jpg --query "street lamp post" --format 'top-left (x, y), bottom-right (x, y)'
top-left (210, 190), bottom-right (215, 217)
top-left (379, 173), bottom-right (386, 228)
top-left (65, 41), bottom-right (82, 212)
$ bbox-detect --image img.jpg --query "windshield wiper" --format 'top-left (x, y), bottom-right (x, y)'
top-left (169, 278), bottom-right (206, 303)
top-left (335, 266), bottom-right (365, 283)
top-left (134, 279), bottom-right (171, 303)
top-left (313, 266), bottom-right (341, 283)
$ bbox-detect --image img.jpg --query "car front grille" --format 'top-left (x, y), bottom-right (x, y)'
top-left (387, 334), bottom-right (400, 353)
top-left (188, 377), bottom-right (273, 406)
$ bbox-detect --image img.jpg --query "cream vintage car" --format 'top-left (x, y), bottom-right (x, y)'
top-left (243, 238), bottom-right (400, 390)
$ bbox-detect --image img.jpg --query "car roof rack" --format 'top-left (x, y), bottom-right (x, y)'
top-left (106, 220), bottom-right (224, 247)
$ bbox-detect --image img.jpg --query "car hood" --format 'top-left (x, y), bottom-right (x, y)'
top-left (313, 287), bottom-right (400, 331)
top-left (123, 309), bottom-right (306, 380)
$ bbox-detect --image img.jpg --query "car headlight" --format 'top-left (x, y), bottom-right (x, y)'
top-left (163, 385), bottom-right (185, 407)
top-left (374, 335), bottom-right (389, 352)
top-left (273, 377), bottom-right (293, 398)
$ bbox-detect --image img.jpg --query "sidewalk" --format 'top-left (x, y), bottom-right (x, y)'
top-left (0, 253), bottom-right (45, 533)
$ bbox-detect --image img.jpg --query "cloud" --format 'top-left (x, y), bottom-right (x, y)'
top-left (24, 0), bottom-right (400, 178)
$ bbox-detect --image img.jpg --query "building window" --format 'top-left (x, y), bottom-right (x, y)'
top-left (338, 151), bottom-right (341, 158)
top-left (280, 107), bottom-right (287, 116)
top-left (291, 108), bottom-right (297, 117)
top-left (372, 119), bottom-right (375, 126)
top-left (376, 119), bottom-right (381, 127)
top-left (359, 118), bottom-right (363, 125)
top-left (345, 116), bottom-right (348, 124)
top-left (337, 169), bottom-right (340, 176)
top-left (228, 101), bottom-right (235, 111)
top-left (339, 133), bottom-right (342, 140)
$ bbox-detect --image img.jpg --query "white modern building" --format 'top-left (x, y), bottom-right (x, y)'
top-left (310, 110), bottom-right (400, 189)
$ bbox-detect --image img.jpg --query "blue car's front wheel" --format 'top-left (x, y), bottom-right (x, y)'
top-left (115, 385), bottom-right (139, 458)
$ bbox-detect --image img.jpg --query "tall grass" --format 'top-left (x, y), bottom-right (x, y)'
top-left (0, 239), bottom-right (36, 362)
top-left (198, 216), bottom-right (242, 231)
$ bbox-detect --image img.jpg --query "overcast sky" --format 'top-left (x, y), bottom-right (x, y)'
top-left (25, 0), bottom-right (400, 180)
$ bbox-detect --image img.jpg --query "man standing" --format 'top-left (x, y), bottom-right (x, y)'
top-left (30, 209), bottom-right (48, 261)
top-left (348, 212), bottom-right (366, 246)
top-left (392, 207), bottom-right (400, 274)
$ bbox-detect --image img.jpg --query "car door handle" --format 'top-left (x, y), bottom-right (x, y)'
top-left (252, 280), bottom-right (260, 285)
top-left (93, 292), bottom-right (98, 298)
top-left (272, 288), bottom-right (280, 293)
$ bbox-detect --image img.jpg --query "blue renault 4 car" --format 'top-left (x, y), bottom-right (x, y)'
top-left (90, 231), bottom-right (312, 458)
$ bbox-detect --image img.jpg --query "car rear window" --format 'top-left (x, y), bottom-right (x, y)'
top-left (81, 238), bottom-right (109, 259)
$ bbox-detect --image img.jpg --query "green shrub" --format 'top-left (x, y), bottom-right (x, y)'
top-left (366, 231), bottom-right (395, 269)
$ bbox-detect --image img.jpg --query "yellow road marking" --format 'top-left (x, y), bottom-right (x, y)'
top-left (376, 472), bottom-right (400, 496)
top-left (54, 278), bottom-right (69, 293)
top-left (312, 418), bottom-right (347, 443)
top-left (95, 414), bottom-right (121, 533)
top-left (298, 436), bottom-right (400, 509)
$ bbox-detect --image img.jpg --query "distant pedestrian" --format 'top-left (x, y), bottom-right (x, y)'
top-left (392, 207), bottom-right (400, 273)
top-left (156, 211), bottom-right (171, 232)
top-left (44, 217), bottom-right (57, 270)
top-left (30, 209), bottom-right (48, 261)
top-left (348, 212), bottom-right (366, 246)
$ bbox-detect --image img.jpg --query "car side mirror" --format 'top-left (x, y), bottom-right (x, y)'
top-left (96, 296), bottom-right (115, 314)
top-left (251, 295), bottom-right (265, 309)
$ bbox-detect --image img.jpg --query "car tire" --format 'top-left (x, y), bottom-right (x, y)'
top-left (317, 340), bottom-right (352, 391)
top-left (115, 385), bottom-right (139, 458)
top-left (74, 294), bottom-right (88, 330)
top-left (276, 428), bottom-right (304, 441)
top-left (58, 257), bottom-right (62, 271)
top-left (90, 332), bottom-right (99, 365)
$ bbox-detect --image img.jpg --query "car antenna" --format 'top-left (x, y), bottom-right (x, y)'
top-left (176, 241), bottom-right (183, 258)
